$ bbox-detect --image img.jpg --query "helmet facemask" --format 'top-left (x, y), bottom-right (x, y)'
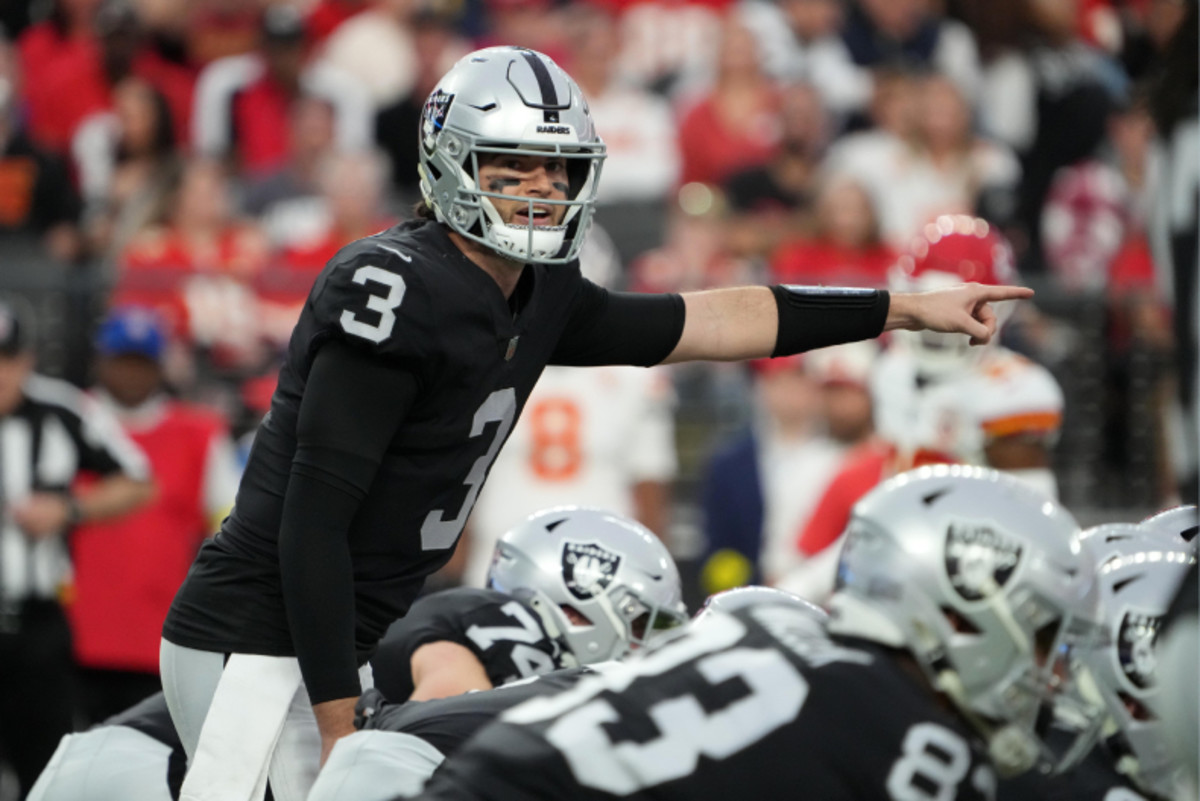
top-left (828, 466), bottom-right (1107, 778)
top-left (928, 597), bottom-right (1107, 778)
top-left (1075, 526), bottom-right (1198, 798)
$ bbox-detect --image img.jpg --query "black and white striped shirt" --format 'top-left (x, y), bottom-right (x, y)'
top-left (0, 374), bottom-right (150, 603)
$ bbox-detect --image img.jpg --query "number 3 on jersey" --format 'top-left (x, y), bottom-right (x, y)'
top-left (422, 388), bottom-right (517, 550)
top-left (340, 266), bottom-right (406, 343)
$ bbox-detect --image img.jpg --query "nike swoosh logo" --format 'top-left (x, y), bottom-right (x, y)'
top-left (378, 245), bottom-right (412, 262)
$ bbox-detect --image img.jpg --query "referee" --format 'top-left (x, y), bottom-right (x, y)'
top-left (0, 301), bottom-right (154, 799)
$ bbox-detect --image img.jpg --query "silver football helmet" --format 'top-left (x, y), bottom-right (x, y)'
top-left (827, 465), bottom-right (1106, 777)
top-left (1077, 521), bottom-right (1197, 798)
top-left (694, 586), bottom-right (827, 625)
top-left (486, 507), bottom-right (687, 664)
top-left (1140, 505), bottom-right (1199, 549)
top-left (418, 47), bottom-right (606, 264)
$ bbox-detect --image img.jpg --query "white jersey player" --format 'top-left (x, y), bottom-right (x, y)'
top-left (873, 215), bottom-right (1063, 497)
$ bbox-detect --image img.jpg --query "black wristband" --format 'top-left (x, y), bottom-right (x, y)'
top-left (770, 285), bottom-right (890, 358)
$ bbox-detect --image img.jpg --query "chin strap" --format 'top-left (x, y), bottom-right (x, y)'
top-left (520, 592), bottom-right (581, 669)
top-left (934, 669), bottom-right (1041, 778)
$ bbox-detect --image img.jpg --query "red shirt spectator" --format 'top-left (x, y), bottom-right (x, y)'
top-left (770, 177), bottom-right (895, 287)
top-left (306, 0), bottom-right (370, 42)
top-left (771, 239), bottom-right (895, 287)
top-left (21, 3), bottom-right (196, 155)
top-left (677, 93), bottom-right (780, 187)
top-left (796, 439), bottom-right (955, 558)
top-left (116, 159), bottom-right (268, 363)
top-left (69, 308), bottom-right (240, 720)
top-left (192, 7), bottom-right (371, 178)
top-left (676, 20), bottom-right (780, 186)
top-left (18, 23), bottom-right (99, 152)
top-left (70, 403), bottom-right (235, 673)
top-left (795, 440), bottom-right (892, 558)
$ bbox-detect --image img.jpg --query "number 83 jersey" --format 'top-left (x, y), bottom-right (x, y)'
top-left (164, 220), bottom-right (684, 663)
top-left (421, 604), bottom-right (1001, 801)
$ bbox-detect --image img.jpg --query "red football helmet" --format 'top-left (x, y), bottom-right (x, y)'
top-left (890, 215), bottom-right (1019, 375)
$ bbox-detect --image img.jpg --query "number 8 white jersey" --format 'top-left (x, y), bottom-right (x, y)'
top-left (420, 604), bottom-right (1001, 801)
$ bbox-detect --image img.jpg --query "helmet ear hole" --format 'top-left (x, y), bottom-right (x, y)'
top-left (1117, 691), bottom-right (1155, 722)
top-left (1032, 619), bottom-right (1061, 659)
top-left (560, 604), bottom-right (592, 626)
top-left (941, 607), bottom-right (981, 635)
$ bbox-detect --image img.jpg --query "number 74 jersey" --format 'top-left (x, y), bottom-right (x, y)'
top-left (421, 605), bottom-right (1001, 801)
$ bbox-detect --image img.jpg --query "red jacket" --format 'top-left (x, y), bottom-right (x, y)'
top-left (69, 399), bottom-right (231, 673)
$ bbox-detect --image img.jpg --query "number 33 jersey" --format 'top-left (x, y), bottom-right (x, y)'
top-left (372, 588), bottom-right (572, 701)
top-left (163, 220), bottom-right (684, 662)
top-left (419, 604), bottom-right (1001, 801)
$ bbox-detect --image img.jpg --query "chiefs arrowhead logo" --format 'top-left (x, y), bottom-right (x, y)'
top-left (562, 541), bottom-right (621, 601)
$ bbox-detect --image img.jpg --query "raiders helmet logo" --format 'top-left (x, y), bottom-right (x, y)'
top-left (421, 90), bottom-right (455, 156)
top-left (1118, 611), bottom-right (1161, 689)
top-left (562, 541), bottom-right (621, 601)
top-left (944, 523), bottom-right (1022, 602)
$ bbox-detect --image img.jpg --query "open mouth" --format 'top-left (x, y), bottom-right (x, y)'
top-left (513, 206), bottom-right (555, 226)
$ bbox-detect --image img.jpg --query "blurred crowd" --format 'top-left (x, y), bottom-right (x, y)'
top-left (0, 0), bottom-right (1196, 792)
top-left (1, 0), bottom-right (1190, 347)
top-left (0, 0), bottom-right (1191, 415)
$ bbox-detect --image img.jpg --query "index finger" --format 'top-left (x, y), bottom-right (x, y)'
top-left (975, 284), bottom-right (1034, 301)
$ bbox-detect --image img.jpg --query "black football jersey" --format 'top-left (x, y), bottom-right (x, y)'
top-left (418, 605), bottom-right (999, 801)
top-left (361, 667), bottom-right (597, 758)
top-left (998, 742), bottom-right (1149, 801)
top-left (163, 220), bottom-right (683, 661)
top-left (371, 588), bottom-right (573, 700)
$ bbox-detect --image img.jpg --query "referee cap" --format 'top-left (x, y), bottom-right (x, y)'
top-left (96, 307), bottom-right (166, 361)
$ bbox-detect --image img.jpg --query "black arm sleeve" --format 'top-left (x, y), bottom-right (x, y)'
top-left (550, 279), bottom-right (686, 367)
top-left (279, 340), bottom-right (420, 704)
top-left (770, 285), bottom-right (890, 357)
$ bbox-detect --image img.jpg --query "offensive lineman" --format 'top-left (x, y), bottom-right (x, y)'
top-left (159, 46), bottom-right (1033, 800)
top-left (30, 506), bottom-right (683, 801)
top-left (373, 507), bottom-right (685, 702)
top-left (417, 468), bottom-right (1107, 801)
top-left (309, 586), bottom-right (821, 801)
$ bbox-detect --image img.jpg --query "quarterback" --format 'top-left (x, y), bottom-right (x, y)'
top-left (160, 46), bottom-right (1031, 800)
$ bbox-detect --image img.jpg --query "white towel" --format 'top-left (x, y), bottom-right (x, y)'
top-left (180, 654), bottom-right (304, 801)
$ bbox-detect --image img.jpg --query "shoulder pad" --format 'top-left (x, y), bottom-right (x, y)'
top-left (311, 239), bottom-right (433, 362)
